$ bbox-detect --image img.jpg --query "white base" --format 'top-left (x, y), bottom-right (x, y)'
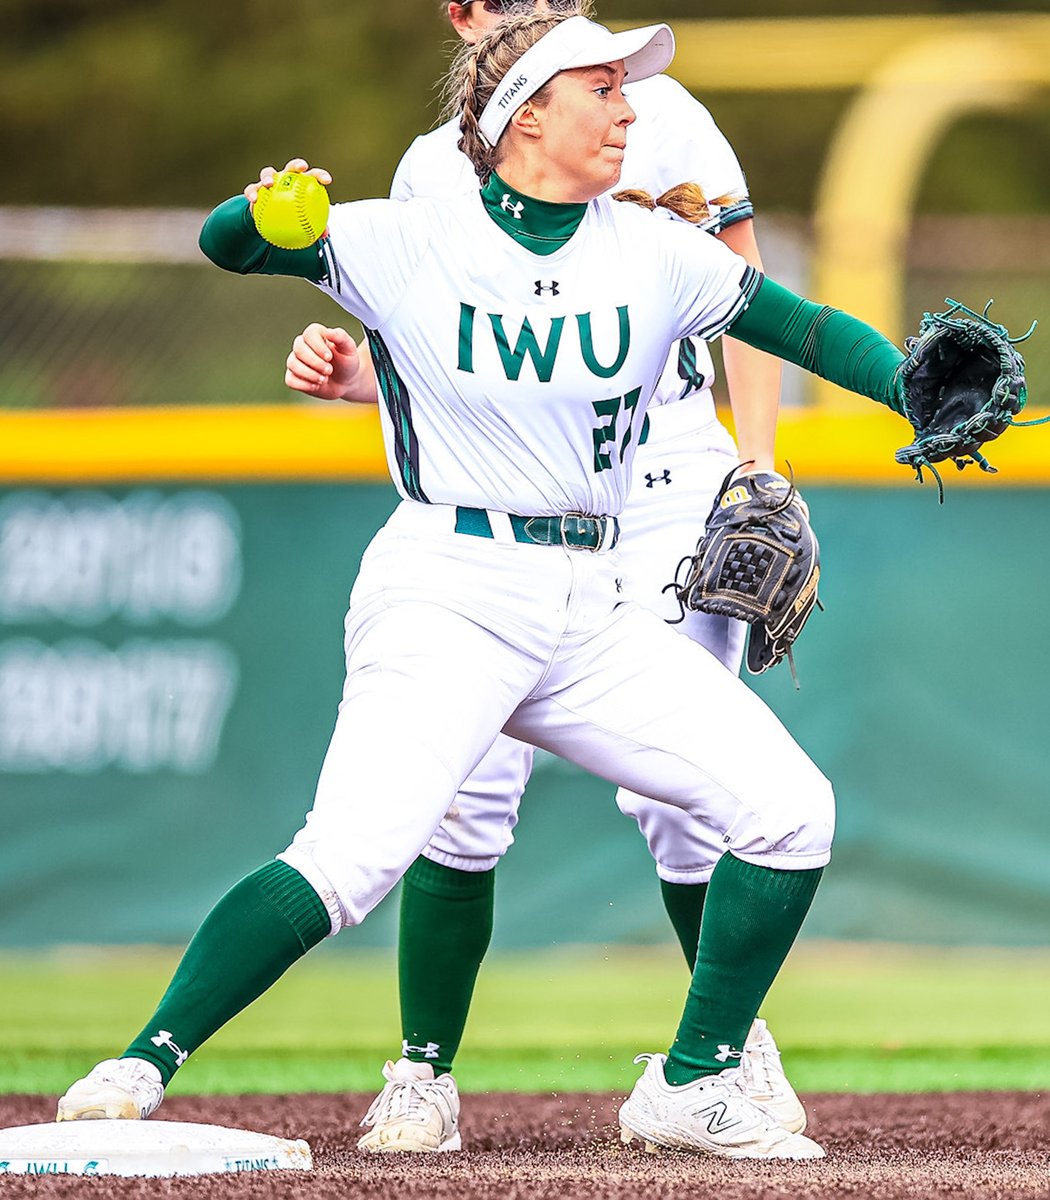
top-left (0, 1119), bottom-right (312, 1177)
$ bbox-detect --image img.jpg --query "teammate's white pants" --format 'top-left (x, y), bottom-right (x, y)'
top-left (279, 497), bottom-right (833, 935)
top-left (421, 393), bottom-right (749, 883)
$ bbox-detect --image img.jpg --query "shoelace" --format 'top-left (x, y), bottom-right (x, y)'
top-left (95, 1061), bottom-right (156, 1090)
top-left (87, 1061), bottom-right (163, 1117)
top-left (714, 1065), bottom-right (754, 1096)
top-left (741, 1039), bottom-right (782, 1096)
top-left (360, 1078), bottom-right (442, 1128)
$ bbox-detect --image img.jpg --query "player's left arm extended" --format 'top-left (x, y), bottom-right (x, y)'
top-left (715, 220), bottom-right (782, 474)
top-left (726, 276), bottom-right (905, 411)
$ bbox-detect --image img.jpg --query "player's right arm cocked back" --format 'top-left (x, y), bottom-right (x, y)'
top-left (199, 196), bottom-right (329, 281)
top-left (199, 190), bottom-right (434, 332)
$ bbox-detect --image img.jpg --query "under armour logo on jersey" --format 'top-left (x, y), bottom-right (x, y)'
top-left (714, 1043), bottom-right (743, 1063)
top-left (534, 280), bottom-right (560, 297)
top-left (500, 194), bottom-right (525, 220)
top-left (402, 1039), bottom-right (441, 1060)
top-left (645, 470), bottom-right (672, 487)
top-left (150, 1029), bottom-right (189, 1066)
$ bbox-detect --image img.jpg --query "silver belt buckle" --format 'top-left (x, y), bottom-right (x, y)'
top-left (560, 512), bottom-right (602, 552)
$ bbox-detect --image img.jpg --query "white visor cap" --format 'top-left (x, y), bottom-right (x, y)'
top-left (477, 16), bottom-right (675, 148)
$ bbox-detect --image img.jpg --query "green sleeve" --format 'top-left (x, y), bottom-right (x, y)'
top-left (198, 196), bottom-right (327, 282)
top-left (726, 275), bottom-right (905, 414)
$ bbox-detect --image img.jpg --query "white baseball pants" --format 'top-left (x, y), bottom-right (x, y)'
top-left (279, 492), bottom-right (833, 934)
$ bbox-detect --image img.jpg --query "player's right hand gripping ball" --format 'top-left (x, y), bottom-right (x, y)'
top-left (669, 469), bottom-right (820, 678)
top-left (252, 171), bottom-right (330, 250)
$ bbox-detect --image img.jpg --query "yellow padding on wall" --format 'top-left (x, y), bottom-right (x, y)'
top-left (0, 405), bottom-right (1047, 486)
top-left (764, 407), bottom-right (1050, 487)
top-left (0, 405), bottom-right (389, 484)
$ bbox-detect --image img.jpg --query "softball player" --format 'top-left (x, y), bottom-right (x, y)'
top-left (286, 0), bottom-right (797, 1154)
top-left (58, 13), bottom-right (908, 1159)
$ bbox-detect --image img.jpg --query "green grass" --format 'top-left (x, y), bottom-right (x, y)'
top-left (1, 942), bottom-right (1048, 1095)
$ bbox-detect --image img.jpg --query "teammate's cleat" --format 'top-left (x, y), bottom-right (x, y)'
top-left (741, 1018), bottom-right (807, 1133)
top-left (357, 1058), bottom-right (462, 1153)
top-left (56, 1058), bottom-right (165, 1122)
top-left (618, 1053), bottom-right (824, 1160)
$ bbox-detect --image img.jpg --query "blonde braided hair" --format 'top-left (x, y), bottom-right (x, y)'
top-left (613, 183), bottom-right (716, 224)
top-left (443, 11), bottom-right (573, 183)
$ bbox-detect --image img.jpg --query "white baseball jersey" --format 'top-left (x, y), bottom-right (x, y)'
top-left (316, 189), bottom-right (755, 516)
top-left (390, 74), bottom-right (752, 413)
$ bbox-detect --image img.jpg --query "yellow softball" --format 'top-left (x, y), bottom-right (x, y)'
top-left (252, 171), bottom-right (330, 250)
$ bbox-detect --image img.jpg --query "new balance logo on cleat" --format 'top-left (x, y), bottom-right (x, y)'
top-left (694, 1100), bottom-right (745, 1135)
top-left (150, 1030), bottom-right (188, 1066)
top-left (645, 470), bottom-right (672, 487)
top-left (715, 1044), bottom-right (743, 1063)
top-left (534, 280), bottom-right (560, 296)
top-left (402, 1039), bottom-right (441, 1060)
top-left (618, 1052), bottom-right (824, 1159)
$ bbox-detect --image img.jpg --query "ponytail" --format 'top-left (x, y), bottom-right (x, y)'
top-left (613, 182), bottom-right (711, 225)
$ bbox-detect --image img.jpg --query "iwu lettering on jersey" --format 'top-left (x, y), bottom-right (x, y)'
top-left (457, 302), bottom-right (631, 382)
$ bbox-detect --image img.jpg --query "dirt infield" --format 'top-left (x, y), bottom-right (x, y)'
top-left (2, 1090), bottom-right (1048, 1198)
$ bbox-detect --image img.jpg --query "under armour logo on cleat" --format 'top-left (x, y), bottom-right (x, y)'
top-left (500, 195), bottom-right (525, 219)
top-left (402, 1039), bottom-right (441, 1059)
top-left (150, 1029), bottom-right (189, 1066)
top-left (714, 1044), bottom-right (743, 1063)
top-left (645, 470), bottom-right (672, 487)
top-left (534, 280), bottom-right (560, 296)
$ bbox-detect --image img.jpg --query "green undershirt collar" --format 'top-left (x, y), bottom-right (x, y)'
top-left (481, 172), bottom-right (587, 256)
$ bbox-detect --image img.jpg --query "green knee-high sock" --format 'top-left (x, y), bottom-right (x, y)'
top-left (398, 856), bottom-right (495, 1076)
top-left (659, 880), bottom-right (708, 971)
top-left (124, 860), bottom-right (330, 1085)
top-left (663, 853), bottom-right (822, 1085)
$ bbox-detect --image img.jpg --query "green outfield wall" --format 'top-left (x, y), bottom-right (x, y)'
top-left (0, 482), bottom-right (1047, 950)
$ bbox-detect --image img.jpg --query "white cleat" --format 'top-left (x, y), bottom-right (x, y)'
top-left (357, 1058), bottom-right (461, 1153)
top-left (56, 1057), bottom-right (165, 1122)
top-left (619, 1053), bottom-right (824, 1160)
top-left (742, 1018), bottom-right (808, 1134)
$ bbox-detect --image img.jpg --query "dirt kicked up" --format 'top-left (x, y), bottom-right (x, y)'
top-left (2, 1091), bottom-right (1048, 1199)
